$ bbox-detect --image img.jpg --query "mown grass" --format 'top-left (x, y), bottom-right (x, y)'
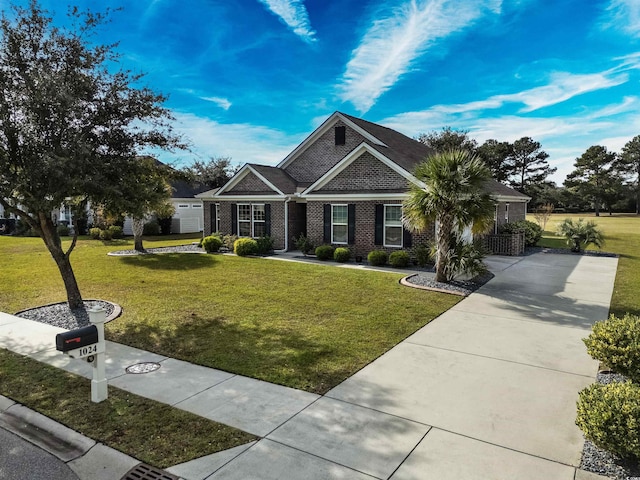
top-left (0, 349), bottom-right (256, 468)
top-left (532, 213), bottom-right (640, 317)
top-left (0, 234), bottom-right (459, 394)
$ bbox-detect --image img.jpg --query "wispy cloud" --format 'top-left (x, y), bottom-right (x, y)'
top-left (149, 112), bottom-right (302, 167)
top-left (257, 0), bottom-right (316, 42)
top-left (200, 96), bottom-right (232, 110)
top-left (338, 0), bottom-right (500, 113)
top-left (601, 0), bottom-right (640, 38)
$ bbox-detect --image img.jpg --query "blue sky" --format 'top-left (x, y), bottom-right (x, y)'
top-left (4, 0), bottom-right (640, 184)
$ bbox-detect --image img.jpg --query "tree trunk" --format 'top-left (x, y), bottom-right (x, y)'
top-left (132, 217), bottom-right (145, 252)
top-left (435, 216), bottom-right (453, 283)
top-left (38, 212), bottom-right (83, 309)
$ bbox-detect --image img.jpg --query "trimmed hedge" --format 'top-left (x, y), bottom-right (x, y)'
top-left (234, 238), bottom-right (258, 256)
top-left (315, 245), bottom-right (335, 261)
top-left (389, 250), bottom-right (410, 268)
top-left (334, 247), bottom-right (351, 263)
top-left (576, 382), bottom-right (640, 461)
top-left (368, 250), bottom-right (388, 266)
top-left (584, 314), bottom-right (640, 383)
top-left (202, 235), bottom-right (223, 253)
top-left (108, 225), bottom-right (124, 239)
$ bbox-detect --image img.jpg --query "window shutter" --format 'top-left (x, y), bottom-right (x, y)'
top-left (374, 204), bottom-right (383, 245)
top-left (210, 203), bottom-right (217, 235)
top-left (348, 204), bottom-right (355, 244)
top-left (231, 204), bottom-right (237, 235)
top-left (265, 204), bottom-right (271, 236)
top-left (323, 204), bottom-right (331, 243)
top-left (403, 228), bottom-right (412, 248)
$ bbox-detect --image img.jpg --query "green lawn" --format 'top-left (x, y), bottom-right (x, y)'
top-left (0, 234), bottom-right (459, 394)
top-left (531, 213), bottom-right (640, 317)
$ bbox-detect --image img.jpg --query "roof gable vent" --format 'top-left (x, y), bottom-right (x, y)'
top-left (335, 126), bottom-right (346, 145)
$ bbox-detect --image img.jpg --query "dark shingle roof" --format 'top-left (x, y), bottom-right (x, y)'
top-left (483, 179), bottom-right (530, 199)
top-left (340, 112), bottom-right (434, 173)
top-left (171, 179), bottom-right (210, 198)
top-left (250, 164), bottom-right (298, 194)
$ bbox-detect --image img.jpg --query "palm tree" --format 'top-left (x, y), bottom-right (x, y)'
top-left (556, 218), bottom-right (604, 253)
top-left (403, 149), bottom-right (496, 282)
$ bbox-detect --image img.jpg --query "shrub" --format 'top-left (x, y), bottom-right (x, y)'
top-left (14, 219), bottom-right (36, 237)
top-left (99, 228), bottom-right (112, 241)
top-left (222, 234), bottom-right (238, 251)
top-left (498, 220), bottom-right (542, 247)
top-left (334, 247), bottom-right (351, 263)
top-left (202, 235), bottom-right (223, 253)
top-left (556, 218), bottom-right (604, 252)
top-left (315, 245), bottom-right (335, 261)
top-left (576, 382), bottom-right (640, 461)
top-left (439, 237), bottom-right (488, 281)
top-left (294, 234), bottom-right (314, 256)
top-left (143, 220), bottom-right (161, 236)
top-left (56, 224), bottom-right (70, 237)
top-left (255, 236), bottom-right (274, 255)
top-left (108, 225), bottom-right (124, 239)
top-left (411, 242), bottom-right (432, 268)
top-left (389, 250), bottom-right (410, 268)
top-left (89, 227), bottom-right (101, 240)
top-left (157, 216), bottom-right (173, 235)
top-left (584, 314), bottom-right (640, 383)
top-left (368, 250), bottom-right (388, 266)
top-left (75, 217), bottom-right (88, 236)
top-left (234, 238), bottom-right (258, 256)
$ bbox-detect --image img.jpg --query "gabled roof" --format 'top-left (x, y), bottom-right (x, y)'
top-left (339, 113), bottom-right (434, 173)
top-left (250, 164), bottom-right (298, 195)
top-left (484, 179), bottom-right (531, 200)
top-left (171, 179), bottom-right (210, 198)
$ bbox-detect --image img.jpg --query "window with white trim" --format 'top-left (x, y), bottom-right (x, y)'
top-left (384, 205), bottom-right (403, 247)
top-left (237, 204), bottom-right (265, 237)
top-left (332, 205), bottom-right (348, 244)
top-left (177, 204), bottom-right (190, 209)
top-left (192, 204), bottom-right (202, 208)
top-left (505, 203), bottom-right (509, 222)
top-left (215, 203), bottom-right (220, 233)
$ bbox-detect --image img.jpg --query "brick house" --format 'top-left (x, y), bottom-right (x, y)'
top-left (198, 112), bottom-right (530, 255)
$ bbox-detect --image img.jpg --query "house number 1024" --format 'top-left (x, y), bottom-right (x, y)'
top-left (79, 344), bottom-right (98, 357)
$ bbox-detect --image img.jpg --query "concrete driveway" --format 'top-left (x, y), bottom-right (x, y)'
top-left (208, 252), bottom-right (617, 480)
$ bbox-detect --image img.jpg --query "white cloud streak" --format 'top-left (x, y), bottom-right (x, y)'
top-left (257, 0), bottom-right (316, 42)
top-left (338, 0), bottom-right (500, 113)
top-left (200, 96), bottom-right (232, 110)
top-left (602, 0), bottom-right (640, 38)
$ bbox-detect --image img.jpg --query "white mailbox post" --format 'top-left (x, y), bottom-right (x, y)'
top-left (55, 306), bottom-right (108, 403)
top-left (89, 306), bottom-right (108, 403)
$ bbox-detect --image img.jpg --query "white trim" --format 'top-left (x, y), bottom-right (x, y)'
top-left (277, 112), bottom-right (388, 170)
top-left (302, 143), bottom-right (425, 195)
top-left (210, 195), bottom-right (284, 201)
top-left (216, 164), bottom-right (284, 196)
top-left (383, 204), bottom-right (403, 248)
top-left (304, 193), bottom-right (408, 201)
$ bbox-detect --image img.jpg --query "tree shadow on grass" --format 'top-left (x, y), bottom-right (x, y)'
top-left (117, 253), bottom-right (218, 271)
top-left (107, 312), bottom-right (353, 395)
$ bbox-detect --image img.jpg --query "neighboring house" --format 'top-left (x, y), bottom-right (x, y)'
top-left (123, 179), bottom-right (208, 235)
top-left (199, 112), bottom-right (530, 254)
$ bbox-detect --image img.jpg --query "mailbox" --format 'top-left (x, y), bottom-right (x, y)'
top-left (56, 325), bottom-right (99, 352)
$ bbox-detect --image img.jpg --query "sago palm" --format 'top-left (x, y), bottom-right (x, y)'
top-left (403, 149), bottom-right (495, 282)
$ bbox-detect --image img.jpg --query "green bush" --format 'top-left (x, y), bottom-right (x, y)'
top-left (389, 250), bottom-right (410, 268)
top-left (255, 236), bottom-right (274, 255)
top-left (440, 237), bottom-right (487, 281)
top-left (334, 247), bottom-right (351, 263)
top-left (556, 218), bottom-right (604, 252)
top-left (234, 238), bottom-right (258, 256)
top-left (201, 235), bottom-right (223, 253)
top-left (411, 242), bottom-right (432, 268)
top-left (315, 245), bottom-right (335, 261)
top-left (498, 220), bottom-right (542, 247)
top-left (99, 228), bottom-right (112, 241)
top-left (143, 220), bottom-right (161, 236)
top-left (584, 314), bottom-right (640, 383)
top-left (108, 225), bottom-right (124, 239)
top-left (294, 234), bottom-right (314, 256)
top-left (368, 250), bottom-right (388, 266)
top-left (56, 224), bottom-right (70, 237)
top-left (89, 227), bottom-right (101, 240)
top-left (576, 382), bottom-right (640, 461)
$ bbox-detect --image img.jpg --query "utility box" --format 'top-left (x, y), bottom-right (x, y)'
top-left (56, 325), bottom-right (98, 352)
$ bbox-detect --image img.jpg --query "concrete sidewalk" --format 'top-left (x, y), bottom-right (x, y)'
top-left (0, 252), bottom-right (617, 480)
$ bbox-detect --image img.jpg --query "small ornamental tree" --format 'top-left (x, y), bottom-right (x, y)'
top-left (0, 2), bottom-right (184, 307)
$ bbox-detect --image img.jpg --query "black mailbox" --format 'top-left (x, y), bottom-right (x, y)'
top-left (56, 325), bottom-right (99, 352)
